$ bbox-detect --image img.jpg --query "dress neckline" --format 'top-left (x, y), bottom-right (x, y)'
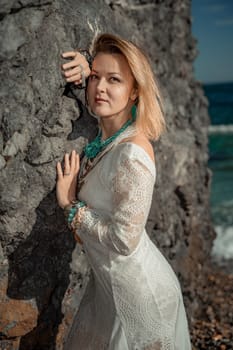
top-left (78, 125), bottom-right (138, 191)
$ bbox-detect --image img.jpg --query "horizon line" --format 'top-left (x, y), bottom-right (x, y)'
top-left (200, 80), bottom-right (233, 86)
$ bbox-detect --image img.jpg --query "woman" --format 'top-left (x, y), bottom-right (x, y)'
top-left (56, 34), bottom-right (191, 350)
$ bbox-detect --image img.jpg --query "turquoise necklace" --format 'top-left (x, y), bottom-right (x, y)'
top-left (84, 106), bottom-right (137, 159)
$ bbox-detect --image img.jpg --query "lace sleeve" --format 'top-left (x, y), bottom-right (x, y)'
top-left (72, 144), bottom-right (155, 256)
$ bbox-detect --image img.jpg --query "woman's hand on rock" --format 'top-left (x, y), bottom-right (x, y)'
top-left (56, 150), bottom-right (80, 209)
top-left (61, 51), bottom-right (91, 85)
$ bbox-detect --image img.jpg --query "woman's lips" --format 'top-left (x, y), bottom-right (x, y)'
top-left (95, 98), bottom-right (108, 103)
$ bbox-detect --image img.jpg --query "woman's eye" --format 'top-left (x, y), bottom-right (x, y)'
top-left (110, 77), bottom-right (120, 83)
top-left (90, 74), bottom-right (98, 80)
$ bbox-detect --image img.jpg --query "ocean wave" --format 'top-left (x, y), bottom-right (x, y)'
top-left (211, 200), bottom-right (233, 227)
top-left (212, 225), bottom-right (233, 260)
top-left (208, 124), bottom-right (233, 134)
top-left (212, 198), bottom-right (233, 208)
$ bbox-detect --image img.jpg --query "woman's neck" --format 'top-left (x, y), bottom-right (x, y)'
top-left (100, 120), bottom-right (127, 140)
top-left (100, 113), bottom-right (132, 140)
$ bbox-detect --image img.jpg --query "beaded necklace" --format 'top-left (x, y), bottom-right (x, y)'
top-left (84, 106), bottom-right (137, 159)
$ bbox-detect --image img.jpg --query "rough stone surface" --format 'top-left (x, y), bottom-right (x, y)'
top-left (0, 0), bottom-right (214, 349)
top-left (0, 297), bottom-right (38, 337)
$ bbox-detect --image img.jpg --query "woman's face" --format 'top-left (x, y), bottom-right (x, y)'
top-left (87, 52), bottom-right (137, 119)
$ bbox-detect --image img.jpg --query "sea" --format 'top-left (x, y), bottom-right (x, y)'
top-left (204, 82), bottom-right (233, 265)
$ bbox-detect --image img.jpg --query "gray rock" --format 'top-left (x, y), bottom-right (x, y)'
top-left (0, 0), bottom-right (15, 17)
top-left (0, 242), bottom-right (4, 262)
top-left (0, 0), bottom-right (214, 348)
top-left (0, 9), bottom-right (44, 60)
top-left (2, 130), bottom-right (30, 157)
top-left (0, 154), bottom-right (6, 170)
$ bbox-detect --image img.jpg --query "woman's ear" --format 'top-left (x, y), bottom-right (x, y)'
top-left (130, 87), bottom-right (138, 102)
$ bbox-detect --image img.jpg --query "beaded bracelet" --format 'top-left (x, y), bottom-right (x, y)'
top-left (71, 206), bottom-right (87, 245)
top-left (70, 206), bottom-right (87, 232)
top-left (64, 201), bottom-right (86, 227)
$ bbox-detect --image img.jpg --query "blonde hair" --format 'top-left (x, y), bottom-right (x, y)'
top-left (90, 33), bottom-right (166, 140)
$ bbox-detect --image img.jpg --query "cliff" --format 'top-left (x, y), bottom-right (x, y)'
top-left (0, 0), bottom-right (214, 349)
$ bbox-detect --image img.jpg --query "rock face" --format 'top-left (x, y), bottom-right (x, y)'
top-left (0, 0), bottom-right (214, 349)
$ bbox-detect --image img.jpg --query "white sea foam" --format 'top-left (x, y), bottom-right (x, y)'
top-left (211, 199), bottom-right (233, 227)
top-left (212, 225), bottom-right (233, 260)
top-left (208, 124), bottom-right (233, 134)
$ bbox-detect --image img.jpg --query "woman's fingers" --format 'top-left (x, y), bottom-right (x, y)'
top-left (62, 52), bottom-right (88, 71)
top-left (64, 150), bottom-right (80, 174)
top-left (64, 66), bottom-right (83, 78)
top-left (74, 79), bottom-right (83, 85)
top-left (61, 51), bottom-right (77, 59)
top-left (70, 151), bottom-right (80, 174)
top-left (66, 74), bottom-right (83, 83)
top-left (62, 59), bottom-right (80, 71)
top-left (64, 153), bottom-right (71, 175)
top-left (65, 72), bottom-right (81, 82)
top-left (57, 151), bottom-right (79, 178)
top-left (62, 64), bottom-right (89, 81)
top-left (76, 154), bottom-right (80, 173)
top-left (56, 152), bottom-right (80, 209)
top-left (62, 52), bottom-right (90, 73)
top-left (56, 162), bottom-right (63, 180)
top-left (70, 150), bottom-right (76, 172)
top-left (61, 51), bottom-right (91, 85)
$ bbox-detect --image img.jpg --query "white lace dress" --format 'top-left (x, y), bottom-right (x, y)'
top-left (64, 126), bottom-right (191, 350)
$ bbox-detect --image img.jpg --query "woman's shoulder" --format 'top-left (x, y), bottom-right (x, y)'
top-left (99, 134), bottom-right (156, 183)
top-left (108, 133), bottom-right (156, 178)
top-left (119, 133), bottom-right (155, 164)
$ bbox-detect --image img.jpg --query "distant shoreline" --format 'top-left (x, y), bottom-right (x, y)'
top-left (202, 80), bottom-right (233, 86)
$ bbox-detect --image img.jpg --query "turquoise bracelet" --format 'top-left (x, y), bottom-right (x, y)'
top-left (64, 201), bottom-right (86, 226)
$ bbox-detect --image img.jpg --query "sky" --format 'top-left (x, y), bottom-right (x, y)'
top-left (191, 0), bottom-right (233, 84)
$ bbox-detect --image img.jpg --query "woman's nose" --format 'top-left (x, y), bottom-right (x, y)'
top-left (96, 78), bottom-right (106, 92)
